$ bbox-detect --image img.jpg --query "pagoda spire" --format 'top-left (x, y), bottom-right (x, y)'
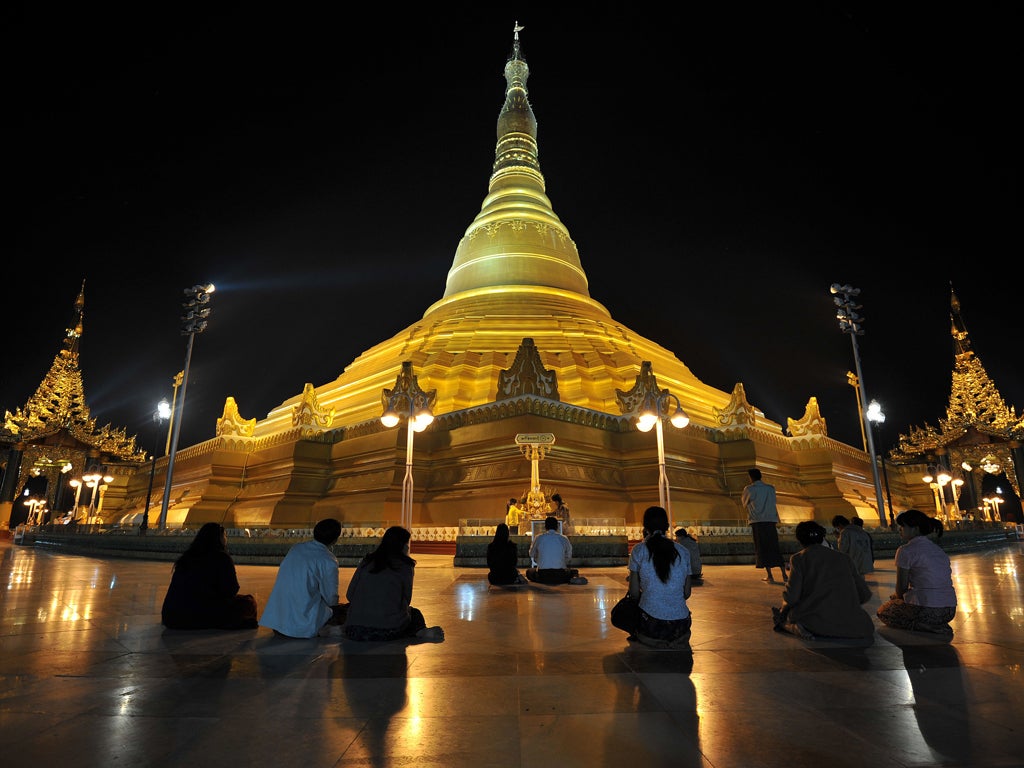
top-left (943, 285), bottom-right (1020, 435)
top-left (893, 287), bottom-right (1023, 460)
top-left (1, 284), bottom-right (144, 461)
top-left (438, 21), bottom-right (591, 302)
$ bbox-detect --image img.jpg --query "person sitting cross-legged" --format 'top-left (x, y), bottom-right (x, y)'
top-left (674, 527), bottom-right (704, 586)
top-left (771, 521), bottom-right (875, 642)
top-left (526, 516), bottom-right (581, 585)
top-left (343, 526), bottom-right (444, 643)
top-left (487, 523), bottom-right (525, 586)
top-left (259, 518), bottom-right (348, 639)
top-left (616, 506), bottom-right (693, 648)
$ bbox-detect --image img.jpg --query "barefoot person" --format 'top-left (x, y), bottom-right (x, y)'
top-left (343, 526), bottom-right (444, 642)
top-left (876, 509), bottom-right (957, 638)
top-left (741, 468), bottom-right (788, 583)
top-left (259, 518), bottom-right (348, 638)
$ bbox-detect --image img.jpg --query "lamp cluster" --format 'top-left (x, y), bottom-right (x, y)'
top-left (830, 283), bottom-right (864, 335)
top-left (181, 283), bottom-right (215, 335)
top-left (636, 391), bottom-right (690, 433)
top-left (381, 400), bottom-right (434, 431)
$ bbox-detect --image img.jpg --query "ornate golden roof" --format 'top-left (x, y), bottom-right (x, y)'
top-left (1, 282), bottom-right (146, 463)
top-left (255, 28), bottom-right (782, 438)
top-left (892, 287), bottom-right (1023, 461)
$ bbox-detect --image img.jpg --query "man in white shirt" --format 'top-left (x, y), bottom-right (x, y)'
top-left (259, 518), bottom-right (347, 638)
top-left (741, 468), bottom-right (788, 584)
top-left (526, 516), bottom-right (582, 584)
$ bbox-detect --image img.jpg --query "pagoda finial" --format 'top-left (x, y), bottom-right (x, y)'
top-left (65, 279), bottom-right (86, 353)
top-left (512, 20), bottom-right (524, 59)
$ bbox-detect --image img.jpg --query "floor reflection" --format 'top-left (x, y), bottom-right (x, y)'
top-left (335, 649), bottom-right (408, 768)
top-left (888, 632), bottom-right (973, 765)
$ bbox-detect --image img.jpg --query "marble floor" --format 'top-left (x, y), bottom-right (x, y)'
top-left (0, 538), bottom-right (1021, 768)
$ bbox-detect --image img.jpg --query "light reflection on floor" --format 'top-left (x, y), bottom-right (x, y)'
top-left (0, 539), bottom-right (1021, 768)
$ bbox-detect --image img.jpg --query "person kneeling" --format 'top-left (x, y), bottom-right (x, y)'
top-left (612, 506), bottom-right (692, 649)
top-left (771, 521), bottom-right (874, 642)
top-left (343, 526), bottom-right (444, 643)
top-left (526, 516), bottom-right (581, 585)
top-left (674, 527), bottom-right (704, 586)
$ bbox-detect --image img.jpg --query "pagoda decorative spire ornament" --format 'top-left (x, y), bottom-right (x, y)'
top-left (2, 283), bottom-right (145, 462)
top-left (1, 283), bottom-right (146, 517)
top-left (438, 22), bottom-right (590, 301)
top-left (893, 287), bottom-right (1022, 498)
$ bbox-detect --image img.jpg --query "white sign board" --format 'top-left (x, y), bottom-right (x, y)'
top-left (515, 433), bottom-right (556, 445)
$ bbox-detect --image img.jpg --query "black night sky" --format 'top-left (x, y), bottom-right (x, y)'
top-left (7, 3), bottom-right (1021, 456)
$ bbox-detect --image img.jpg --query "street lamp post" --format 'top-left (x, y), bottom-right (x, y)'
top-left (82, 471), bottom-right (113, 525)
top-left (922, 467), bottom-right (952, 523)
top-left (140, 399), bottom-right (171, 535)
top-left (69, 478), bottom-right (84, 521)
top-left (635, 389), bottom-right (690, 517)
top-left (380, 362), bottom-right (436, 532)
top-left (830, 283), bottom-right (887, 526)
top-left (865, 399), bottom-right (895, 526)
top-left (159, 284), bottom-right (215, 530)
top-left (985, 493), bottom-right (1004, 521)
top-left (23, 497), bottom-right (44, 526)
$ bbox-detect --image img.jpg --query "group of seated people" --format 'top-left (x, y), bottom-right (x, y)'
top-left (771, 508), bottom-right (956, 642)
top-left (161, 505), bottom-right (957, 648)
top-left (162, 518), bottom-right (444, 642)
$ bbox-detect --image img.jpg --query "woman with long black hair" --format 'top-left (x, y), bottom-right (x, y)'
top-left (161, 522), bottom-right (258, 630)
top-left (343, 526), bottom-right (444, 642)
top-left (487, 522), bottom-right (524, 585)
top-left (614, 506), bottom-right (692, 648)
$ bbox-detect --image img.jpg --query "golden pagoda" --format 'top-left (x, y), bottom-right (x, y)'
top-left (892, 287), bottom-right (1023, 520)
top-left (106, 29), bottom-right (892, 533)
top-left (11, 29), bottom-right (909, 533)
top-left (0, 283), bottom-right (146, 526)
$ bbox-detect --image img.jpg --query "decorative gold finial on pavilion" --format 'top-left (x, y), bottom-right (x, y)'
top-left (893, 287), bottom-right (1022, 497)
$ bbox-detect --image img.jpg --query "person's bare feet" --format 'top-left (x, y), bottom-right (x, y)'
top-left (416, 626), bottom-right (445, 642)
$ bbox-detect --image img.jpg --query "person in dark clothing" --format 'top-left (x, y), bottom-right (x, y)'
top-left (343, 526), bottom-right (444, 642)
top-left (161, 522), bottom-right (258, 630)
top-left (487, 523), bottom-right (525, 585)
top-left (674, 527), bottom-right (704, 585)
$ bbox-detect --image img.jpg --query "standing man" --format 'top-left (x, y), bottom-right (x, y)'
top-left (259, 518), bottom-right (348, 638)
top-left (527, 515), bottom-right (583, 584)
top-left (741, 468), bottom-right (788, 584)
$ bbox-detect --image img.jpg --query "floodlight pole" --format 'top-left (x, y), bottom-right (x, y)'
top-left (831, 284), bottom-right (887, 526)
top-left (158, 284), bottom-right (214, 530)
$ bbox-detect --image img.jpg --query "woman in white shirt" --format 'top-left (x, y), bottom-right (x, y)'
top-left (877, 509), bottom-right (957, 638)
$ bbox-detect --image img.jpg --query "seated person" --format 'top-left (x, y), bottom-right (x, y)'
top-left (674, 527), bottom-right (704, 585)
top-left (487, 523), bottom-right (525, 585)
top-left (550, 493), bottom-right (572, 534)
top-left (618, 506), bottom-right (693, 648)
top-left (161, 522), bottom-right (258, 630)
top-left (259, 518), bottom-right (348, 638)
top-left (772, 521), bottom-right (875, 642)
top-left (526, 516), bottom-right (581, 585)
top-left (832, 514), bottom-right (874, 575)
top-left (343, 526), bottom-right (444, 642)
top-left (876, 509), bottom-right (956, 638)
top-left (850, 515), bottom-right (876, 563)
